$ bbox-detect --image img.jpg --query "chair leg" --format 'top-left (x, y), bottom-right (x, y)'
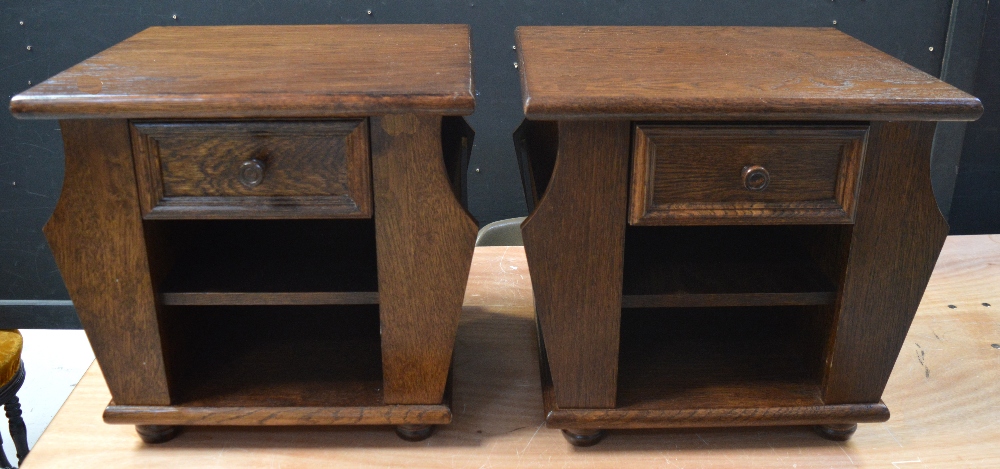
top-left (5, 397), bottom-right (28, 464)
top-left (0, 429), bottom-right (11, 469)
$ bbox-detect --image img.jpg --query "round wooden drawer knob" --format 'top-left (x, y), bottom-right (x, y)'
top-left (238, 159), bottom-right (266, 187)
top-left (742, 165), bottom-right (770, 191)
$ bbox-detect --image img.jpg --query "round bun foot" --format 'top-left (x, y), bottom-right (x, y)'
top-left (562, 428), bottom-right (606, 447)
top-left (814, 423), bottom-right (858, 441)
top-left (135, 425), bottom-right (179, 444)
top-left (396, 424), bottom-right (434, 442)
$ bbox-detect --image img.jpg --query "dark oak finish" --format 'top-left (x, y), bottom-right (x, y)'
top-left (160, 292), bottom-right (378, 306)
top-left (10, 25), bottom-right (475, 119)
top-left (515, 26), bottom-right (983, 121)
top-left (106, 405), bottom-right (452, 426)
top-left (17, 26), bottom-right (476, 441)
top-left (630, 124), bottom-right (868, 225)
top-left (822, 121), bottom-right (949, 404)
top-left (516, 26), bottom-right (979, 445)
top-left (371, 114), bottom-right (478, 405)
top-left (522, 120), bottom-right (631, 409)
top-left (545, 403), bottom-right (889, 430)
top-left (44, 119), bottom-right (170, 406)
top-left (131, 120), bottom-right (371, 219)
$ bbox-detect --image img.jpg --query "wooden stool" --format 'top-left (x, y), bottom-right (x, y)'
top-left (0, 331), bottom-right (28, 467)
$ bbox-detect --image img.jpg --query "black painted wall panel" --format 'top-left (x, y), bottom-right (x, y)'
top-left (950, 3), bottom-right (1000, 234)
top-left (0, 1), bottom-right (974, 326)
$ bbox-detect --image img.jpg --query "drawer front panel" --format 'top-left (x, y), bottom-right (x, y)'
top-left (132, 120), bottom-right (371, 219)
top-left (630, 125), bottom-right (868, 225)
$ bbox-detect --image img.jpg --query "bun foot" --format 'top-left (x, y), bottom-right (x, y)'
top-left (135, 425), bottom-right (179, 443)
top-left (396, 424), bottom-right (434, 442)
top-left (814, 423), bottom-right (857, 441)
top-left (562, 428), bottom-right (606, 447)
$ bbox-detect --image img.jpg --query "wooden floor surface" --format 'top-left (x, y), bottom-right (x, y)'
top-left (22, 237), bottom-right (1000, 468)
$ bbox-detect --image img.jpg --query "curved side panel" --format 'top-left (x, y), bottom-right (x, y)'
top-left (823, 121), bottom-right (949, 404)
top-left (521, 120), bottom-right (631, 409)
top-left (44, 119), bottom-right (170, 405)
top-left (371, 114), bottom-right (478, 405)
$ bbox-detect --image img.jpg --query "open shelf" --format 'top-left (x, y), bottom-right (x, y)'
top-left (622, 225), bottom-right (838, 308)
top-left (162, 305), bottom-right (383, 407)
top-left (615, 306), bottom-right (828, 410)
top-left (152, 219), bottom-right (379, 306)
top-left (537, 305), bottom-right (891, 429)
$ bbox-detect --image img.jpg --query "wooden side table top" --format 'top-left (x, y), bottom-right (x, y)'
top-left (515, 26), bottom-right (982, 120)
top-left (22, 236), bottom-right (1000, 468)
top-left (9, 24), bottom-right (475, 119)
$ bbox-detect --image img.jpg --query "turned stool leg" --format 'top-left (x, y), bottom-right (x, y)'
top-left (562, 428), bottom-right (606, 447)
top-left (136, 425), bottom-right (179, 444)
top-left (4, 397), bottom-right (28, 464)
top-left (814, 423), bottom-right (858, 441)
top-left (395, 424), bottom-right (434, 442)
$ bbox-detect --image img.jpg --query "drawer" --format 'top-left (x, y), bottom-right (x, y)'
top-left (131, 120), bottom-right (371, 219)
top-left (629, 124), bottom-right (868, 225)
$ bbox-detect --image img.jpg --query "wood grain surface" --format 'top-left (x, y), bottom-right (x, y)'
top-left (10, 25), bottom-right (475, 119)
top-left (370, 114), bottom-right (478, 405)
top-left (545, 401), bottom-right (889, 430)
top-left (102, 404), bottom-right (452, 426)
top-left (629, 124), bottom-right (867, 225)
top-left (515, 27), bottom-right (983, 121)
top-left (131, 120), bottom-right (371, 219)
top-left (521, 120), bottom-right (631, 409)
top-left (44, 119), bottom-right (171, 406)
top-left (21, 239), bottom-right (1000, 467)
top-left (822, 122), bottom-right (950, 404)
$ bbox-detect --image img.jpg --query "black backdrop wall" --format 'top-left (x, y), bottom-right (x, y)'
top-left (0, 1), bottom-right (992, 328)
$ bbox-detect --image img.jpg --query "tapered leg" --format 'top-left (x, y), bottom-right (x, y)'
top-left (4, 397), bottom-right (28, 463)
top-left (370, 114), bottom-right (477, 405)
top-left (395, 424), bottom-right (434, 442)
top-left (135, 425), bottom-right (179, 444)
top-left (522, 120), bottom-right (631, 410)
top-left (47, 120), bottom-right (170, 406)
top-left (562, 428), bottom-right (607, 447)
top-left (814, 423), bottom-right (858, 441)
top-left (823, 122), bottom-right (948, 404)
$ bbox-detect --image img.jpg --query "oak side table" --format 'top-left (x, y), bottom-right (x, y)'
top-left (10, 25), bottom-right (477, 443)
top-left (513, 26), bottom-right (982, 446)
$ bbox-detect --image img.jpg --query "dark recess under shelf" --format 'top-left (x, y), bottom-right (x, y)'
top-left (616, 306), bottom-right (827, 410)
top-left (622, 225), bottom-right (838, 308)
top-left (163, 305), bottom-right (384, 407)
top-left (154, 219), bottom-right (379, 306)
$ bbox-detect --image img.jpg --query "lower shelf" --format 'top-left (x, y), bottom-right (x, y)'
top-left (537, 305), bottom-right (886, 430)
top-left (117, 304), bottom-right (453, 426)
top-left (103, 403), bottom-right (452, 426)
top-left (164, 305), bottom-right (385, 408)
top-left (160, 291), bottom-right (379, 306)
